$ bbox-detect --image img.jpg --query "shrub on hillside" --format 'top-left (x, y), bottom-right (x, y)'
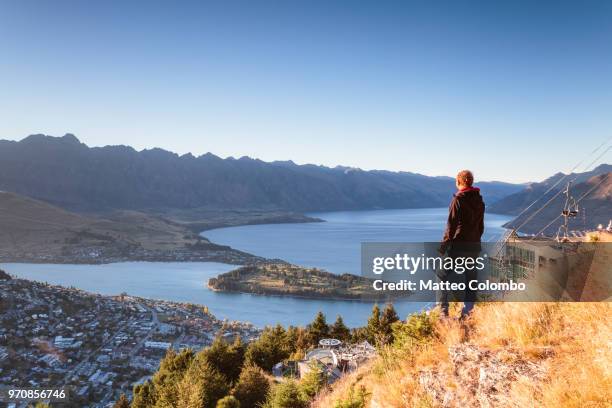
top-left (216, 395), bottom-right (241, 408)
top-left (300, 361), bottom-right (327, 399)
top-left (262, 380), bottom-right (308, 408)
top-left (333, 386), bottom-right (368, 408)
top-left (391, 311), bottom-right (437, 348)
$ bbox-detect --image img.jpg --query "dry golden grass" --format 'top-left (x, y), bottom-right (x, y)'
top-left (313, 302), bottom-right (612, 408)
top-left (312, 362), bottom-right (375, 408)
top-left (470, 302), bottom-right (611, 407)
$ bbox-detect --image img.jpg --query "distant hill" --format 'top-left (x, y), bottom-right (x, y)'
top-left (0, 190), bottom-right (185, 256)
top-left (0, 134), bottom-right (523, 212)
top-left (501, 172), bottom-right (611, 235)
top-left (0, 191), bottom-right (257, 263)
top-left (489, 164), bottom-right (611, 215)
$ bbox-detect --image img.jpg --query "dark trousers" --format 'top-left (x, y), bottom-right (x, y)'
top-left (437, 251), bottom-right (479, 317)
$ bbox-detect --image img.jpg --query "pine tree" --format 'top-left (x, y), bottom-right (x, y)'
top-left (176, 353), bottom-right (229, 408)
top-left (226, 336), bottom-right (246, 381)
top-left (152, 348), bottom-right (195, 407)
top-left (349, 327), bottom-right (369, 344)
top-left (300, 361), bottom-right (327, 399)
top-left (379, 303), bottom-right (400, 345)
top-left (307, 311), bottom-right (329, 345)
top-left (132, 380), bottom-right (155, 408)
top-left (366, 304), bottom-right (381, 344)
top-left (285, 326), bottom-right (310, 353)
top-left (202, 336), bottom-right (245, 384)
top-left (329, 315), bottom-right (350, 342)
top-left (381, 303), bottom-right (399, 326)
top-left (245, 325), bottom-right (291, 372)
top-left (232, 364), bottom-right (270, 408)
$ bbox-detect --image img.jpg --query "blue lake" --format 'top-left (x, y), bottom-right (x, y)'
top-left (204, 208), bottom-right (511, 275)
top-left (4, 208), bottom-right (512, 327)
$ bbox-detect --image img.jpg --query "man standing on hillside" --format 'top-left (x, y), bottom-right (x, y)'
top-left (438, 170), bottom-right (485, 318)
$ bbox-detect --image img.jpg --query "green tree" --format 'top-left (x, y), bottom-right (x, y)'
top-left (379, 303), bottom-right (400, 345)
top-left (349, 327), bottom-right (369, 344)
top-left (381, 303), bottom-right (399, 327)
top-left (262, 380), bottom-right (307, 408)
top-left (245, 325), bottom-right (291, 372)
top-left (152, 348), bottom-right (195, 407)
top-left (202, 336), bottom-right (245, 383)
top-left (329, 315), bottom-right (350, 342)
top-left (300, 361), bottom-right (327, 399)
top-left (366, 304), bottom-right (381, 344)
top-left (333, 386), bottom-right (369, 408)
top-left (227, 336), bottom-right (246, 379)
top-left (285, 326), bottom-right (310, 354)
top-left (307, 311), bottom-right (329, 345)
top-left (216, 396), bottom-right (241, 408)
top-left (232, 364), bottom-right (270, 408)
top-left (132, 380), bottom-right (156, 408)
top-left (176, 353), bottom-right (229, 408)
top-left (391, 311), bottom-right (436, 348)
top-left (112, 393), bottom-right (130, 408)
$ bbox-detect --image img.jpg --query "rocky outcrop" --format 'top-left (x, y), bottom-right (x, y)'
top-left (418, 344), bottom-right (548, 408)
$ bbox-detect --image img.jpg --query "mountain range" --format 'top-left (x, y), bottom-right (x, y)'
top-left (0, 134), bottom-right (523, 213)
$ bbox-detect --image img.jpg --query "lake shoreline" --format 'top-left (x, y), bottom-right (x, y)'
top-left (2, 209), bottom-right (511, 327)
top-left (3, 261), bottom-right (427, 327)
top-left (0, 208), bottom-right (319, 266)
top-left (206, 285), bottom-right (410, 303)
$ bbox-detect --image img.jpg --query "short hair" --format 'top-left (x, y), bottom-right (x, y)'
top-left (456, 170), bottom-right (474, 187)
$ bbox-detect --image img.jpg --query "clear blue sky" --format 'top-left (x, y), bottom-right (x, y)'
top-left (1, 1), bottom-right (611, 183)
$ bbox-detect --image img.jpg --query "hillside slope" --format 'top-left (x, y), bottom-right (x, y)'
top-left (0, 191), bottom-right (257, 263)
top-left (489, 164), bottom-right (611, 215)
top-left (314, 302), bottom-right (611, 408)
top-left (501, 172), bottom-right (612, 235)
top-left (0, 134), bottom-right (522, 212)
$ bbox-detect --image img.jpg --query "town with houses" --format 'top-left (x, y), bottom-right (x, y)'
top-left (0, 271), bottom-right (260, 407)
